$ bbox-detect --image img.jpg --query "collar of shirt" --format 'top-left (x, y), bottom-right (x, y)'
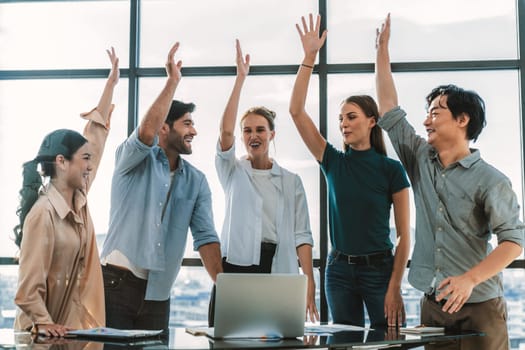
top-left (429, 148), bottom-right (481, 169)
top-left (239, 155), bottom-right (283, 177)
top-left (45, 183), bottom-right (86, 223)
top-left (153, 146), bottom-right (185, 175)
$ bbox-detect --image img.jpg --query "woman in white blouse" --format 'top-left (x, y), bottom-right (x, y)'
top-left (208, 40), bottom-right (318, 326)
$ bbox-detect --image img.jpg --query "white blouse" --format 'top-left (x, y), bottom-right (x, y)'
top-left (215, 140), bottom-right (314, 272)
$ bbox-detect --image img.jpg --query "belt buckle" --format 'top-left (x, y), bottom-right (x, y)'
top-left (426, 292), bottom-right (446, 307)
top-left (347, 254), bottom-right (357, 264)
top-left (348, 254), bottom-right (371, 265)
top-left (347, 255), bottom-right (365, 265)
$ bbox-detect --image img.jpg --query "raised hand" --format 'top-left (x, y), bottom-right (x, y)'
top-left (218, 39), bottom-right (250, 151)
top-left (295, 13), bottom-right (327, 61)
top-left (375, 13), bottom-right (398, 115)
top-left (105, 46), bottom-right (120, 85)
top-left (289, 13), bottom-right (328, 161)
top-left (376, 13), bottom-right (391, 50)
top-left (166, 42), bottom-right (183, 83)
top-left (235, 39), bottom-right (250, 78)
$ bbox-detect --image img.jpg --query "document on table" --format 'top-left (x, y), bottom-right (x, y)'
top-left (399, 326), bottom-right (445, 335)
top-left (185, 327), bottom-right (209, 337)
top-left (304, 323), bottom-right (368, 335)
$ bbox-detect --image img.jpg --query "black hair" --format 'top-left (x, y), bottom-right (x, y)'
top-left (165, 100), bottom-right (196, 127)
top-left (13, 129), bottom-right (87, 248)
top-left (426, 84), bottom-right (486, 142)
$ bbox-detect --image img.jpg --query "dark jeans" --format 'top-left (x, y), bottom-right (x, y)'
top-left (325, 249), bottom-right (394, 328)
top-left (207, 242), bottom-right (277, 326)
top-left (102, 264), bottom-right (170, 335)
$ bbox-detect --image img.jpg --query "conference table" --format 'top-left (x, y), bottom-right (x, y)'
top-left (0, 327), bottom-right (483, 349)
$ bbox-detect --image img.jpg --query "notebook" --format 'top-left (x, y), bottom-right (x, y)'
top-left (203, 273), bottom-right (307, 339)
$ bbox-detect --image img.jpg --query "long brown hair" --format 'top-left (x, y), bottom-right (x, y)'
top-left (342, 95), bottom-right (386, 156)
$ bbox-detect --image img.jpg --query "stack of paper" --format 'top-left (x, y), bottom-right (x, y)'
top-left (304, 323), bottom-right (367, 335)
top-left (399, 326), bottom-right (445, 335)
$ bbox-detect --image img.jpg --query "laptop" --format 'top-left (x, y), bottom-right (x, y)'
top-left (205, 273), bottom-right (307, 339)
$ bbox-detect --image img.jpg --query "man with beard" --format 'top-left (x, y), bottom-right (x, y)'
top-left (100, 43), bottom-right (222, 334)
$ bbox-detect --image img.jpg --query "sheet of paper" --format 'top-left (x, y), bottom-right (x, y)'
top-left (399, 326), bottom-right (445, 335)
top-left (185, 327), bottom-right (210, 337)
top-left (305, 323), bottom-right (368, 334)
top-left (351, 344), bottom-right (401, 349)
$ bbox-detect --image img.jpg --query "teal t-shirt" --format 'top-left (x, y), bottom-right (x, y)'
top-left (320, 143), bottom-right (410, 255)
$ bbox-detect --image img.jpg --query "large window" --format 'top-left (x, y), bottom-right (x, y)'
top-left (327, 0), bottom-right (518, 63)
top-left (140, 0), bottom-right (318, 67)
top-left (1, 0), bottom-right (524, 346)
top-left (0, 1), bottom-right (130, 69)
top-left (0, 79), bottom-right (129, 257)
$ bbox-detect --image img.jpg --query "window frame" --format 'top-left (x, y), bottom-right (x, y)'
top-left (1, 0), bottom-right (524, 324)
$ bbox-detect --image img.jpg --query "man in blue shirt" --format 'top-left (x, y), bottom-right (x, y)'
top-left (376, 15), bottom-right (523, 349)
top-left (100, 43), bottom-right (222, 333)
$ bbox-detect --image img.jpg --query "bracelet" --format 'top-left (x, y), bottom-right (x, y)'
top-left (301, 63), bottom-right (314, 69)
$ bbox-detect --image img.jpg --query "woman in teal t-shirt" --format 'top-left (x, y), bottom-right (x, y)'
top-left (289, 14), bottom-right (411, 328)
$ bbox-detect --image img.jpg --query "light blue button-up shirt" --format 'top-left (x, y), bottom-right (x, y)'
top-left (101, 129), bottom-right (219, 301)
top-left (379, 106), bottom-right (524, 302)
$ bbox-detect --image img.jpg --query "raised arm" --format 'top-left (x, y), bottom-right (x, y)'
top-left (138, 43), bottom-right (183, 145)
top-left (96, 47), bottom-right (119, 122)
top-left (375, 14), bottom-right (398, 117)
top-left (83, 47), bottom-right (120, 192)
top-left (219, 39), bottom-right (250, 151)
top-left (289, 14), bottom-right (328, 162)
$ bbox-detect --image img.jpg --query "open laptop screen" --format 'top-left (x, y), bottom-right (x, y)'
top-left (213, 273), bottom-right (307, 339)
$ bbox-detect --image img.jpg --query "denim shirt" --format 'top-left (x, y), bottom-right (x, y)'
top-left (378, 106), bottom-right (524, 302)
top-left (101, 129), bottom-right (219, 301)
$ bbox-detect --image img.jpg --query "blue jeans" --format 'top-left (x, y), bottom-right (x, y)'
top-left (325, 250), bottom-right (393, 328)
top-left (102, 264), bottom-right (170, 335)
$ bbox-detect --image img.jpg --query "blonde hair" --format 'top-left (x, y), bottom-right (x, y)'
top-left (240, 106), bottom-right (276, 130)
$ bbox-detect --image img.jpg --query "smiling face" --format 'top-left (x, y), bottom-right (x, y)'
top-left (241, 113), bottom-right (275, 161)
top-left (165, 112), bottom-right (197, 155)
top-left (63, 142), bottom-right (92, 190)
top-left (423, 94), bottom-right (468, 150)
top-left (339, 102), bottom-right (375, 150)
